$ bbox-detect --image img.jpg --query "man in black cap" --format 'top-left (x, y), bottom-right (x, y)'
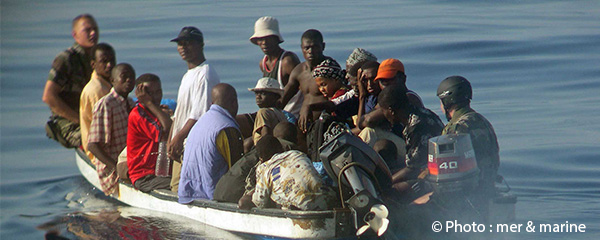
top-left (167, 26), bottom-right (221, 192)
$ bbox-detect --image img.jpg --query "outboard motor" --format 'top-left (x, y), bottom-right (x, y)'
top-left (427, 134), bottom-right (517, 223)
top-left (319, 123), bottom-right (392, 236)
top-left (427, 134), bottom-right (479, 193)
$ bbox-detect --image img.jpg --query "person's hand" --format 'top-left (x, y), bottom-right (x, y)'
top-left (167, 136), bottom-right (183, 162)
top-left (105, 161), bottom-right (117, 173)
top-left (135, 84), bottom-right (153, 106)
top-left (356, 68), bottom-right (368, 99)
top-left (160, 104), bottom-right (174, 116)
top-left (298, 106), bottom-right (311, 133)
top-left (238, 192), bottom-right (255, 210)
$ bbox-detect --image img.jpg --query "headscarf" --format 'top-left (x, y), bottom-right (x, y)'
top-left (312, 59), bottom-right (346, 82)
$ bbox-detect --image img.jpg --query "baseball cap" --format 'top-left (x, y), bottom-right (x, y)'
top-left (375, 58), bottom-right (405, 81)
top-left (170, 26), bottom-right (203, 43)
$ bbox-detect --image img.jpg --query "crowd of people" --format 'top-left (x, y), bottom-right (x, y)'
top-left (43, 14), bottom-right (500, 214)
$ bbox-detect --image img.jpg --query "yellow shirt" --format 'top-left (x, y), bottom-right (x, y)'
top-left (252, 107), bottom-right (287, 144)
top-left (216, 127), bottom-right (244, 168)
top-left (79, 71), bottom-right (112, 161)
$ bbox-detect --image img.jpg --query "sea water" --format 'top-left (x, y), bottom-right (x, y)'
top-left (1, 0), bottom-right (599, 239)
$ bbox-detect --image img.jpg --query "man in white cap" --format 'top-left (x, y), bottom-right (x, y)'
top-left (168, 26), bottom-right (220, 193)
top-left (248, 77), bottom-right (287, 147)
top-left (249, 16), bottom-right (302, 118)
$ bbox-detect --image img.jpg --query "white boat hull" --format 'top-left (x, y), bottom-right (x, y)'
top-left (75, 149), bottom-right (353, 239)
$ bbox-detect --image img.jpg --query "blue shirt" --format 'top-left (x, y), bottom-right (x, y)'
top-left (178, 105), bottom-right (240, 203)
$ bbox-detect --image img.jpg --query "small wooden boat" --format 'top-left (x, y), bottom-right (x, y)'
top-left (75, 149), bottom-right (354, 239)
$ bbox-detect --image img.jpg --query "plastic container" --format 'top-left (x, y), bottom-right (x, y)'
top-left (155, 141), bottom-right (171, 177)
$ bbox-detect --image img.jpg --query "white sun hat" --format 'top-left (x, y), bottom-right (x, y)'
top-left (248, 77), bottom-right (284, 96)
top-left (249, 16), bottom-right (284, 44)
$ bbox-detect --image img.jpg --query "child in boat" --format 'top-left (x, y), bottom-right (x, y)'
top-left (242, 135), bottom-right (336, 211)
top-left (246, 77), bottom-right (287, 150)
top-left (313, 59), bottom-right (349, 102)
top-left (302, 59), bottom-right (359, 126)
top-left (87, 63), bottom-right (136, 196)
top-left (126, 74), bottom-right (173, 193)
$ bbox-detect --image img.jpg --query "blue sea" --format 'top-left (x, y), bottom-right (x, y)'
top-left (1, 0), bottom-right (599, 239)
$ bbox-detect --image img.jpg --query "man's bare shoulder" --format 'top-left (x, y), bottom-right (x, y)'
top-left (281, 52), bottom-right (300, 66)
top-left (290, 61), bottom-right (310, 77)
top-left (280, 53), bottom-right (301, 77)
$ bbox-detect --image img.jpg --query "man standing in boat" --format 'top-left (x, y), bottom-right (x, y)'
top-left (251, 16), bottom-right (302, 117)
top-left (168, 26), bottom-right (220, 193)
top-left (236, 16), bottom-right (301, 140)
top-left (43, 14), bottom-right (98, 148)
top-left (280, 29), bottom-right (333, 133)
top-left (437, 75), bottom-right (500, 219)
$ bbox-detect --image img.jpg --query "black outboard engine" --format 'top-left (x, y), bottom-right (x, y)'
top-left (319, 123), bottom-right (392, 236)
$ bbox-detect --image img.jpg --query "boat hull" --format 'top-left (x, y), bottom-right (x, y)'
top-left (75, 149), bottom-right (353, 239)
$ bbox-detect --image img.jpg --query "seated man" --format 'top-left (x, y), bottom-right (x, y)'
top-left (241, 135), bottom-right (336, 211)
top-left (373, 139), bottom-right (404, 172)
top-left (437, 76), bottom-right (500, 218)
top-left (88, 63), bottom-right (136, 196)
top-left (249, 77), bottom-right (288, 147)
top-left (43, 14), bottom-right (98, 148)
top-left (80, 43), bottom-right (116, 161)
top-left (214, 122), bottom-right (299, 203)
top-left (377, 84), bottom-right (444, 194)
top-left (356, 61), bottom-right (381, 123)
top-left (127, 74), bottom-right (173, 193)
top-left (340, 47), bottom-right (378, 103)
top-left (358, 58), bottom-right (424, 131)
top-left (178, 83), bottom-right (244, 203)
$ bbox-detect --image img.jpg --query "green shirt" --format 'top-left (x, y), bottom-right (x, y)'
top-left (47, 43), bottom-right (93, 116)
top-left (442, 106), bottom-right (500, 188)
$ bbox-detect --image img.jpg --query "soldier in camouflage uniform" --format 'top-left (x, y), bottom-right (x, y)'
top-left (42, 14), bottom-right (98, 148)
top-left (437, 76), bottom-right (500, 220)
top-left (437, 76), bottom-right (499, 192)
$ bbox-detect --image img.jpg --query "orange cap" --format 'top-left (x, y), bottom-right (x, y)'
top-left (375, 58), bottom-right (405, 81)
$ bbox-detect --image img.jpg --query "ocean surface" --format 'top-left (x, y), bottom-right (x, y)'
top-left (1, 0), bottom-right (599, 239)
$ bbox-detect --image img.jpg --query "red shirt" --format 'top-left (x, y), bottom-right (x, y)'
top-left (330, 87), bottom-right (349, 101)
top-left (127, 103), bottom-right (162, 185)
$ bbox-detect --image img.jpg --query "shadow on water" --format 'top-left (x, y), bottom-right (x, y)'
top-left (37, 207), bottom-right (251, 240)
top-left (1, 174), bottom-right (251, 240)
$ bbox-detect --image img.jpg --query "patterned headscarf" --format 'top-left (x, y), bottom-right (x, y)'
top-left (312, 59), bottom-right (346, 82)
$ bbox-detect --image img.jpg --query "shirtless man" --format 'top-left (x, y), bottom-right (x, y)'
top-left (280, 29), bottom-right (331, 133)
